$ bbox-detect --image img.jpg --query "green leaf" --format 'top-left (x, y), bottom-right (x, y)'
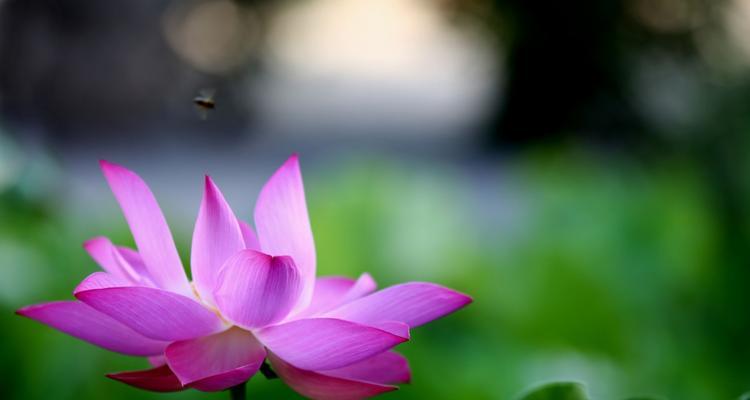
top-left (738, 392), bottom-right (750, 400)
top-left (622, 397), bottom-right (667, 400)
top-left (518, 382), bottom-right (590, 400)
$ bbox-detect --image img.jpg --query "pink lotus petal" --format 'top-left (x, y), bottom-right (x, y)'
top-left (83, 237), bottom-right (150, 284)
top-left (322, 351), bottom-right (411, 385)
top-left (254, 154), bottom-right (316, 311)
top-left (107, 365), bottom-right (184, 392)
top-left (75, 286), bottom-right (225, 341)
top-left (16, 155), bottom-right (474, 398)
top-left (300, 274), bottom-right (377, 318)
top-left (189, 364), bottom-right (263, 392)
top-left (238, 220), bottom-right (261, 250)
top-left (191, 176), bottom-right (245, 305)
top-left (370, 321), bottom-right (410, 339)
top-left (255, 317), bottom-right (408, 371)
top-left (116, 246), bottom-right (151, 278)
top-left (214, 250), bottom-right (302, 329)
top-left (339, 273), bottom-right (377, 305)
top-left (99, 160), bottom-right (191, 296)
top-left (325, 282), bottom-right (472, 328)
top-left (268, 352), bottom-right (397, 400)
top-left (148, 355), bottom-right (167, 367)
top-left (306, 277), bottom-right (355, 314)
top-left (166, 328), bottom-right (265, 390)
top-left (16, 301), bottom-right (168, 356)
top-left (74, 272), bottom-right (132, 294)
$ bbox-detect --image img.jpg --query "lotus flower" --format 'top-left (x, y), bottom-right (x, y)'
top-left (16, 155), bottom-right (471, 399)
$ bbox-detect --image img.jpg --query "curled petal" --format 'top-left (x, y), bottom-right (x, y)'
top-left (76, 286), bottom-right (225, 341)
top-left (191, 176), bottom-right (245, 305)
top-left (214, 250), bottom-right (302, 329)
top-left (256, 318), bottom-right (407, 371)
top-left (268, 353), bottom-right (396, 400)
top-left (322, 351), bottom-right (411, 385)
top-left (100, 160), bottom-right (191, 296)
top-left (16, 301), bottom-right (167, 356)
top-left (166, 328), bottom-right (266, 391)
top-left (325, 282), bottom-right (472, 328)
top-left (107, 365), bottom-right (184, 392)
top-left (254, 154), bottom-right (316, 311)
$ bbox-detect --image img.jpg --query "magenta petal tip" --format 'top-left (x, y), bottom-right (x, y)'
top-left (82, 236), bottom-right (105, 250)
top-left (99, 159), bottom-right (120, 170)
top-left (279, 153), bottom-right (300, 170)
top-left (15, 305), bottom-right (31, 317)
top-left (15, 303), bottom-right (52, 318)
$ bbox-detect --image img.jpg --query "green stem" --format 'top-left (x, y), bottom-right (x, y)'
top-left (229, 382), bottom-right (246, 400)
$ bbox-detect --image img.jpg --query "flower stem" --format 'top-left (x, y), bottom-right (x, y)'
top-left (260, 361), bottom-right (278, 380)
top-left (229, 382), bottom-right (246, 400)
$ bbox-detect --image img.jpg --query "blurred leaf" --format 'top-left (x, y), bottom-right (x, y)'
top-left (622, 397), bottom-right (667, 400)
top-left (518, 382), bottom-right (589, 400)
top-left (738, 392), bottom-right (750, 400)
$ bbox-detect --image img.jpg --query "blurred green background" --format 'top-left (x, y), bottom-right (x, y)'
top-left (2, 0), bottom-right (750, 399)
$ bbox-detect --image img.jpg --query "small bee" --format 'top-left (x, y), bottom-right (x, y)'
top-left (193, 89), bottom-right (216, 120)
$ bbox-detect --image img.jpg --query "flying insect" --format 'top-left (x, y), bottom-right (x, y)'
top-left (193, 89), bottom-right (216, 120)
